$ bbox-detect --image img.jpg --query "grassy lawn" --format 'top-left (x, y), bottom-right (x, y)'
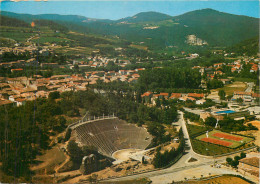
top-left (54, 46), bottom-right (94, 55)
top-left (31, 36), bottom-right (68, 44)
top-left (195, 130), bottom-right (254, 149)
top-left (130, 44), bottom-right (148, 50)
top-left (234, 77), bottom-right (257, 83)
top-left (0, 31), bottom-right (34, 42)
top-left (187, 124), bottom-right (208, 137)
top-left (192, 139), bottom-right (237, 156)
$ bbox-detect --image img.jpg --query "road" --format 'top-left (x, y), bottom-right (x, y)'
top-left (245, 82), bottom-right (254, 92)
top-left (100, 111), bottom-right (226, 183)
top-left (100, 111), bottom-right (258, 183)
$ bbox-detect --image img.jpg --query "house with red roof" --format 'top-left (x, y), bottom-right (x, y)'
top-left (179, 96), bottom-right (196, 101)
top-left (11, 68), bottom-right (23, 73)
top-left (141, 91), bottom-right (153, 103)
top-left (169, 93), bottom-right (182, 99)
top-left (188, 93), bottom-right (204, 99)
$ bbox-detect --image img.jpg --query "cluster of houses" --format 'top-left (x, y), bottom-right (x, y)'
top-left (0, 46), bottom-right (37, 55)
top-left (73, 56), bottom-right (131, 69)
top-left (0, 68), bottom-right (145, 107)
top-left (192, 58), bottom-right (259, 81)
top-left (232, 91), bottom-right (260, 102)
top-left (141, 91), bottom-right (205, 106)
top-left (85, 68), bottom-right (144, 84)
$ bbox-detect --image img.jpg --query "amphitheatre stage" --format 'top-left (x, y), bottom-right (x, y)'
top-left (70, 117), bottom-right (152, 160)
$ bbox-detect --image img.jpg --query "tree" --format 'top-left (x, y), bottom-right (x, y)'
top-left (49, 91), bottom-right (60, 100)
top-left (142, 156), bottom-right (146, 164)
top-left (218, 89), bottom-right (226, 100)
top-left (74, 64), bottom-right (79, 71)
top-left (240, 152), bottom-right (246, 159)
top-left (207, 79), bottom-right (224, 89)
top-left (204, 117), bottom-right (217, 127)
top-left (234, 155), bottom-right (241, 161)
top-left (231, 160), bottom-right (239, 168)
top-left (237, 98), bottom-right (243, 104)
top-left (64, 128), bottom-right (71, 141)
top-left (67, 140), bottom-right (83, 163)
top-left (155, 98), bottom-right (161, 107)
top-left (226, 157), bottom-right (233, 164)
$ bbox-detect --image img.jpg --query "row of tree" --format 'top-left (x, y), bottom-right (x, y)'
top-left (137, 67), bottom-right (201, 93)
top-left (153, 129), bottom-right (185, 168)
top-left (204, 116), bottom-right (258, 132)
top-left (226, 152), bottom-right (246, 168)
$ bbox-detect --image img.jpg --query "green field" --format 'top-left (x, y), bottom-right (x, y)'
top-left (187, 124), bottom-right (208, 137)
top-left (31, 36), bottom-right (68, 44)
top-left (234, 77), bottom-right (257, 83)
top-left (195, 130), bottom-right (254, 149)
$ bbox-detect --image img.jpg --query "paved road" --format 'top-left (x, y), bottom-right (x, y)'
top-left (245, 82), bottom-right (254, 92)
top-left (101, 111), bottom-right (226, 182)
top-left (100, 111), bottom-right (257, 183)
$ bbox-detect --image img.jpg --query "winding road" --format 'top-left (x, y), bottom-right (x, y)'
top-left (99, 111), bottom-right (258, 183)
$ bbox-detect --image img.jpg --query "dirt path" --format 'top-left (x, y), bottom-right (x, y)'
top-left (54, 151), bottom-right (70, 173)
top-left (31, 146), bottom-right (66, 172)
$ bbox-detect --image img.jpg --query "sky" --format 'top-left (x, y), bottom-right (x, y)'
top-left (1, 1), bottom-right (259, 20)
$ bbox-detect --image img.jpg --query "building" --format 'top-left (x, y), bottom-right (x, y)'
top-left (233, 91), bottom-right (253, 102)
top-left (141, 91), bottom-right (153, 103)
top-left (169, 93), bottom-right (182, 99)
top-left (188, 93), bottom-right (204, 99)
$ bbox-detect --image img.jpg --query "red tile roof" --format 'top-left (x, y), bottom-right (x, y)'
top-left (170, 93), bottom-right (181, 99)
top-left (141, 91), bottom-right (153, 97)
top-left (252, 93), bottom-right (260, 98)
top-left (188, 93), bottom-right (204, 98)
top-left (159, 93), bottom-right (169, 96)
top-left (234, 91), bottom-right (252, 95)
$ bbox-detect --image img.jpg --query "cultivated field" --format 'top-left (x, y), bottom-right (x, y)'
top-left (219, 81), bottom-right (247, 96)
top-left (180, 175), bottom-right (251, 184)
top-left (195, 130), bottom-right (253, 148)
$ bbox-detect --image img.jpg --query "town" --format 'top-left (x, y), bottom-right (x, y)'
top-left (0, 2), bottom-right (259, 184)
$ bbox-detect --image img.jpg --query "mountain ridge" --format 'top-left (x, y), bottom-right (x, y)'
top-left (1, 9), bottom-right (259, 49)
top-left (2, 8), bottom-right (259, 23)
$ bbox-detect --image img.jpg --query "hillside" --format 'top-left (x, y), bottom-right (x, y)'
top-left (0, 15), bottom-right (131, 56)
top-left (174, 8), bottom-right (259, 46)
top-left (79, 8), bottom-right (259, 49)
top-left (1, 9), bottom-right (259, 50)
top-left (117, 11), bottom-right (172, 23)
top-left (226, 37), bottom-right (259, 56)
top-left (0, 15), bottom-right (30, 27)
top-left (0, 11), bottom-right (110, 24)
top-left (33, 19), bottom-right (69, 33)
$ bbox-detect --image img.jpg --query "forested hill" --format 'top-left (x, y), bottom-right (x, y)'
top-left (0, 11), bottom-right (110, 24)
top-left (116, 11), bottom-right (172, 23)
top-left (33, 19), bottom-right (69, 33)
top-left (1, 9), bottom-right (259, 49)
top-left (226, 37), bottom-right (259, 56)
top-left (173, 8), bottom-right (259, 46)
top-left (0, 15), bottom-right (30, 27)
